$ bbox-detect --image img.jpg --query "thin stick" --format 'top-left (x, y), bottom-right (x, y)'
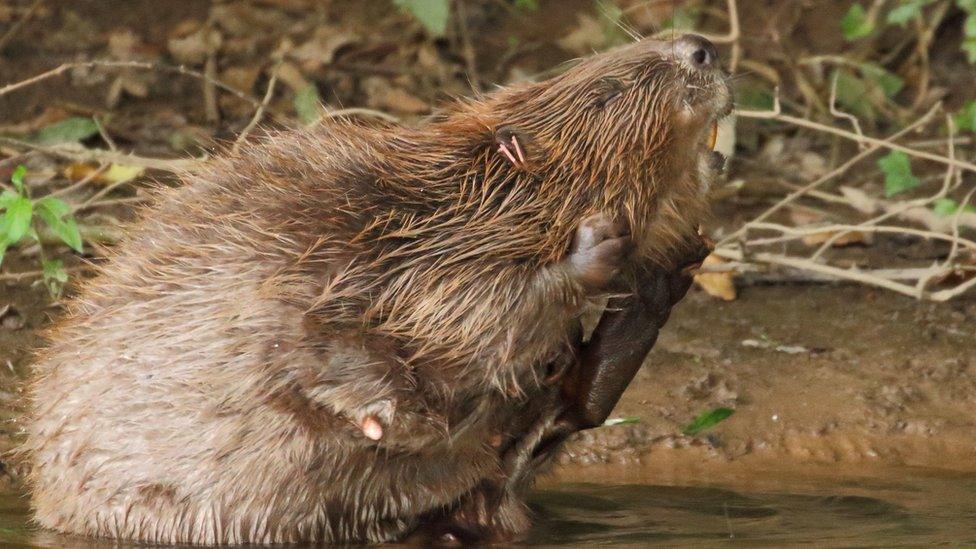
top-left (233, 63), bottom-right (281, 154)
top-left (0, 0), bottom-right (44, 53)
top-left (736, 102), bottom-right (976, 174)
top-left (719, 102), bottom-right (941, 246)
top-left (0, 61), bottom-right (266, 112)
top-left (0, 137), bottom-right (204, 172)
top-left (455, 0), bottom-right (482, 93)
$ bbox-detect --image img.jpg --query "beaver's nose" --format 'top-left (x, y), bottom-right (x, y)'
top-left (675, 34), bottom-right (718, 70)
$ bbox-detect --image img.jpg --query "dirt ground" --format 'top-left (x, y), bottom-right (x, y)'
top-left (1, 0), bottom-right (975, 483)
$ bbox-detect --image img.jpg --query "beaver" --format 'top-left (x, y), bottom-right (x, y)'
top-left (24, 34), bottom-right (731, 544)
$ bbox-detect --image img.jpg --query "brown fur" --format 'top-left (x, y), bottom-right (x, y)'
top-left (23, 36), bottom-right (731, 544)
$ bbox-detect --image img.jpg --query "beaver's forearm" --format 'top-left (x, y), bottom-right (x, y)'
top-left (559, 245), bottom-right (708, 430)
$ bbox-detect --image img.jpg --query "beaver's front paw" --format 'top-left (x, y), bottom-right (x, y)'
top-left (567, 213), bottom-right (631, 291)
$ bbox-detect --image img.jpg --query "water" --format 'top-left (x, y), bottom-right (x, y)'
top-left (1, 473), bottom-right (974, 547)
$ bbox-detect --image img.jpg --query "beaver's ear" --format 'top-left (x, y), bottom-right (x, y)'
top-left (490, 125), bottom-right (534, 171)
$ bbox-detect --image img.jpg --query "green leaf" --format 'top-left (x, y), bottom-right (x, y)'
top-left (293, 85), bottom-right (323, 125)
top-left (36, 197), bottom-right (83, 253)
top-left (859, 63), bottom-right (903, 98)
top-left (0, 190), bottom-right (17, 210)
top-left (513, 0), bottom-right (538, 9)
top-left (963, 37), bottom-right (976, 64)
top-left (878, 151), bottom-right (921, 197)
top-left (0, 239), bottom-right (7, 267)
top-left (663, 7), bottom-right (698, 30)
top-left (42, 259), bottom-right (68, 298)
top-left (954, 100), bottom-right (976, 132)
top-left (960, 0), bottom-right (976, 13)
top-left (966, 12), bottom-right (976, 36)
top-left (682, 407), bottom-right (734, 436)
top-left (0, 197), bottom-right (33, 244)
top-left (833, 69), bottom-right (874, 119)
top-left (887, 0), bottom-right (934, 26)
top-left (42, 259), bottom-right (68, 284)
top-left (10, 165), bottom-right (26, 194)
top-left (603, 416), bottom-right (641, 427)
top-left (841, 3), bottom-right (874, 41)
top-left (33, 117), bottom-right (99, 145)
top-left (932, 197), bottom-right (976, 216)
top-left (394, 0), bottom-right (451, 37)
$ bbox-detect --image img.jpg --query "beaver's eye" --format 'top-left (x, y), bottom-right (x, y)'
top-left (592, 77), bottom-right (624, 109)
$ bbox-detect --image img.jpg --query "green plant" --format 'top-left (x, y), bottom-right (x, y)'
top-left (394, 0), bottom-right (451, 37)
top-left (1, 165), bottom-right (84, 297)
top-left (954, 100), bottom-right (976, 133)
top-left (682, 407), bottom-right (735, 436)
top-left (878, 150), bottom-right (921, 197)
top-left (842, 1), bottom-right (976, 63)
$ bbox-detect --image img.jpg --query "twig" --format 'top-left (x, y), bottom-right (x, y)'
top-left (0, 0), bottom-right (44, 54)
top-left (719, 102), bottom-right (941, 246)
top-left (322, 108), bottom-right (400, 123)
top-left (202, 23), bottom-right (220, 124)
top-left (233, 62), bottom-right (281, 154)
top-left (0, 265), bottom-right (91, 283)
top-left (455, 0), bottom-right (482, 93)
top-left (0, 60), bottom-right (268, 113)
top-left (47, 163), bottom-right (108, 198)
top-left (713, 247), bottom-right (967, 301)
top-left (0, 137), bottom-right (204, 172)
top-left (736, 102), bottom-right (976, 174)
top-left (651, 0), bottom-right (741, 70)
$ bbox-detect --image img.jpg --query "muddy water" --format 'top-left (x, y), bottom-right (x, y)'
top-left (528, 475), bottom-right (976, 546)
top-left (0, 469), bottom-right (973, 547)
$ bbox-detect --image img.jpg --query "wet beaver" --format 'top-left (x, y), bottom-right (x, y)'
top-left (24, 34), bottom-right (731, 544)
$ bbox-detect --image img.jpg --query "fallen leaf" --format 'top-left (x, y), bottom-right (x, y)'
top-left (33, 117), bottom-right (99, 145)
top-left (801, 229), bottom-right (874, 247)
top-left (557, 14), bottom-right (605, 55)
top-left (63, 163), bottom-right (144, 185)
top-left (362, 77), bottom-right (428, 114)
top-left (693, 253), bottom-right (737, 301)
top-left (290, 26), bottom-right (357, 72)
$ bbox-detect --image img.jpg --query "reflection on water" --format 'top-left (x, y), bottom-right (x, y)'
top-left (1, 473), bottom-right (975, 547)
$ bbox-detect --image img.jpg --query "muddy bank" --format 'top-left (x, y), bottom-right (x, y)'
top-left (558, 284), bottom-right (976, 473)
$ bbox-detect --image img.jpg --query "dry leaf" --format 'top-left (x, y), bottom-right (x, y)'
top-left (290, 26), bottom-right (357, 72)
top-left (362, 77), bottom-right (428, 114)
top-left (694, 254), bottom-right (738, 301)
top-left (801, 230), bottom-right (874, 247)
top-left (63, 163), bottom-right (144, 185)
top-left (557, 14), bottom-right (605, 55)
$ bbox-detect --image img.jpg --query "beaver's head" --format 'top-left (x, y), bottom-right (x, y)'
top-left (478, 35), bottom-right (733, 263)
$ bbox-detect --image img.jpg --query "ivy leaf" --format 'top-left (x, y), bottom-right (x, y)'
top-left (841, 3), bottom-right (874, 41)
top-left (954, 100), bottom-right (976, 133)
top-left (833, 69), bottom-right (874, 120)
top-left (42, 259), bottom-right (69, 298)
top-left (963, 38), bottom-right (976, 63)
top-left (394, 0), bottom-right (451, 37)
top-left (0, 197), bottom-right (33, 244)
top-left (932, 197), bottom-right (976, 217)
top-left (682, 408), bottom-right (734, 436)
top-left (35, 197), bottom-right (83, 253)
top-left (887, 0), bottom-right (934, 26)
top-left (0, 190), bottom-right (17, 210)
top-left (878, 151), bottom-right (921, 197)
top-left (10, 165), bottom-right (26, 194)
top-left (859, 63), bottom-right (903, 98)
top-left (293, 85), bottom-right (323, 125)
top-left (33, 117), bottom-right (99, 145)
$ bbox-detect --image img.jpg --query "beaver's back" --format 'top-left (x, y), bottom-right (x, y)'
top-left (24, 124), bottom-right (504, 544)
